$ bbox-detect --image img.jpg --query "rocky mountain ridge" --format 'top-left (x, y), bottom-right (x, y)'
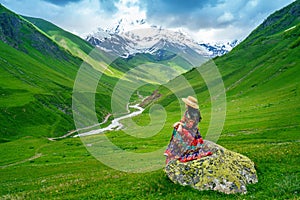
top-left (86, 19), bottom-right (239, 58)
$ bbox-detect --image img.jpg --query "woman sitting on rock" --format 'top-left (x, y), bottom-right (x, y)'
top-left (164, 96), bottom-right (212, 163)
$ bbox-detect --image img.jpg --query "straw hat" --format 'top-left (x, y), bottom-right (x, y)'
top-left (182, 96), bottom-right (199, 109)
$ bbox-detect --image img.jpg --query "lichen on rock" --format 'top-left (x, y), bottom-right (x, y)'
top-left (165, 140), bottom-right (258, 194)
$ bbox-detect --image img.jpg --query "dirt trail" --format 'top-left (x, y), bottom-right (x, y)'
top-left (226, 64), bottom-right (262, 92)
top-left (1, 153), bottom-right (42, 169)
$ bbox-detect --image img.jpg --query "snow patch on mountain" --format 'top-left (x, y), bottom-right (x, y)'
top-left (86, 19), bottom-right (239, 58)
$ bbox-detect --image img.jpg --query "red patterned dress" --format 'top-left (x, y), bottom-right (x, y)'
top-left (164, 109), bottom-right (212, 163)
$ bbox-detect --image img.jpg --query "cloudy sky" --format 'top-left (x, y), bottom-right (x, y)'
top-left (0, 0), bottom-right (295, 43)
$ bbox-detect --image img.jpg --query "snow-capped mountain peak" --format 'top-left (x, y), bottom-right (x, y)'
top-left (86, 19), bottom-right (239, 58)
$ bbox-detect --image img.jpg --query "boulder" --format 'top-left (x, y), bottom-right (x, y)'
top-left (165, 140), bottom-right (258, 194)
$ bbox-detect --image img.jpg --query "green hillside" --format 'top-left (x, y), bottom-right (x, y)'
top-left (157, 0), bottom-right (300, 129)
top-left (23, 16), bottom-right (117, 75)
top-left (24, 16), bottom-right (194, 80)
top-left (0, 1), bottom-right (299, 199)
top-left (0, 5), bottom-right (122, 140)
top-left (0, 5), bottom-right (83, 140)
top-left (23, 16), bottom-right (94, 55)
top-left (0, 4), bottom-right (181, 141)
top-left (239, 0), bottom-right (300, 48)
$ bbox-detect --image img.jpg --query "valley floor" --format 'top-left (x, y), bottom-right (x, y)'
top-left (0, 130), bottom-right (299, 199)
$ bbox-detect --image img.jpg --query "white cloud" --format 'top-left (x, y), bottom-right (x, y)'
top-left (0, 0), bottom-right (296, 42)
top-left (217, 12), bottom-right (234, 24)
top-left (248, 0), bottom-right (259, 8)
top-left (54, 0), bottom-right (107, 36)
top-left (190, 25), bottom-right (253, 43)
top-left (114, 0), bottom-right (145, 20)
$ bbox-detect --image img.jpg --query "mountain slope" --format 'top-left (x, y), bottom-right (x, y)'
top-left (23, 16), bottom-right (94, 55)
top-left (23, 16), bottom-right (123, 76)
top-left (24, 16), bottom-right (195, 83)
top-left (0, 7), bottom-right (144, 141)
top-left (239, 0), bottom-right (300, 48)
top-left (0, 6), bottom-right (77, 63)
top-left (86, 26), bottom-right (238, 59)
top-left (156, 0), bottom-right (300, 136)
top-left (0, 5), bottom-right (85, 140)
top-left (0, 4), bottom-right (170, 141)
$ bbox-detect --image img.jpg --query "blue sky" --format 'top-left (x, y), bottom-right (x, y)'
top-left (0, 0), bottom-right (295, 42)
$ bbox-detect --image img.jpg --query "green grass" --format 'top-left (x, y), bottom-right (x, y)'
top-left (23, 16), bottom-right (94, 55)
top-left (0, 6), bottom-right (157, 140)
top-left (23, 16), bottom-right (117, 76)
top-left (0, 135), bottom-right (299, 199)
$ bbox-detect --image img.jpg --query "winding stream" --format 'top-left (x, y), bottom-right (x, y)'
top-left (74, 104), bottom-right (144, 137)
